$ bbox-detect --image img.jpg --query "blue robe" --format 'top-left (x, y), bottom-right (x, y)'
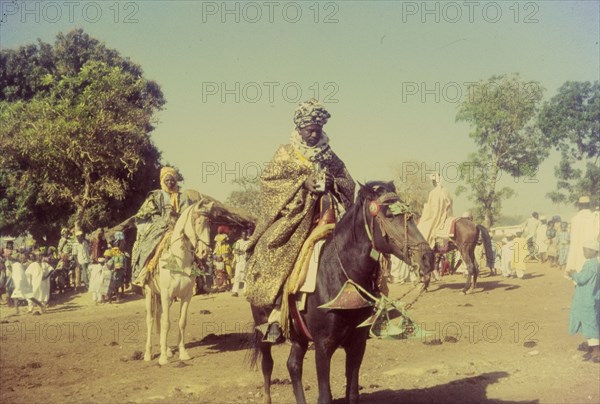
top-left (569, 258), bottom-right (600, 339)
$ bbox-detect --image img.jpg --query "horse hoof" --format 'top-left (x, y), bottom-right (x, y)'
top-left (158, 356), bottom-right (169, 366)
top-left (144, 353), bottom-right (152, 362)
top-left (167, 349), bottom-right (174, 358)
top-left (179, 351), bottom-right (191, 361)
top-left (461, 290), bottom-right (467, 295)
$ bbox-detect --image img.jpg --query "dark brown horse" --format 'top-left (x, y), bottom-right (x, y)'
top-left (250, 181), bottom-right (434, 404)
top-left (438, 218), bottom-right (494, 294)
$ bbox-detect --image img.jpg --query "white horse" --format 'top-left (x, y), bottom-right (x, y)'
top-left (143, 200), bottom-right (212, 365)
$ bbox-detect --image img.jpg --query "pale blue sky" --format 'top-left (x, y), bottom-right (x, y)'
top-left (1, 1), bottom-right (599, 220)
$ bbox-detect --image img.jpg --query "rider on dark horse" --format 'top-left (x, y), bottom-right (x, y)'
top-left (244, 98), bottom-right (356, 343)
top-left (417, 172), bottom-right (453, 248)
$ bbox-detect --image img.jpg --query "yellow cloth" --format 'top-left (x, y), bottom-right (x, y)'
top-left (280, 224), bottom-right (334, 337)
top-left (160, 166), bottom-right (178, 184)
top-left (160, 167), bottom-right (180, 209)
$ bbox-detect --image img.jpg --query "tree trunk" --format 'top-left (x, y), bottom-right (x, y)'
top-left (484, 157), bottom-right (500, 228)
top-left (74, 175), bottom-right (92, 230)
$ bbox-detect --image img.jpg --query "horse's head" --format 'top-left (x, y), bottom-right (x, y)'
top-left (358, 181), bottom-right (434, 289)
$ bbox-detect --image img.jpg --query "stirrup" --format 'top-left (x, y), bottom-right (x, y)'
top-left (257, 322), bottom-right (284, 344)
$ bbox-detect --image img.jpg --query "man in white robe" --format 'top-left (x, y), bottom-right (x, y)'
top-left (535, 216), bottom-right (548, 262)
top-left (25, 251), bottom-right (52, 311)
top-left (521, 212), bottom-right (540, 260)
top-left (566, 196), bottom-right (600, 273)
top-left (417, 173), bottom-right (453, 248)
top-left (500, 236), bottom-right (514, 277)
top-left (231, 231), bottom-right (251, 297)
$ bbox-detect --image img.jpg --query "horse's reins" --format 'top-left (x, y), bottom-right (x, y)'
top-left (332, 192), bottom-right (427, 307)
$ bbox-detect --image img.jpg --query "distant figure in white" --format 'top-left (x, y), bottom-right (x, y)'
top-left (231, 230), bottom-right (251, 297)
top-left (417, 172), bottom-right (453, 248)
top-left (25, 250), bottom-right (53, 312)
top-left (521, 211), bottom-right (540, 260)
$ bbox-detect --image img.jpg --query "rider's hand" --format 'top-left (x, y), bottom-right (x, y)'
top-left (304, 175), bottom-right (320, 193)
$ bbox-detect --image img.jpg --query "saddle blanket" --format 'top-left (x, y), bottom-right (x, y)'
top-left (435, 216), bottom-right (457, 239)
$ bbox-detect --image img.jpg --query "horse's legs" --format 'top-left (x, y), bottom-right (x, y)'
top-left (177, 289), bottom-right (192, 361)
top-left (158, 292), bottom-right (172, 365)
top-left (251, 305), bottom-right (274, 404)
top-left (261, 342), bottom-right (274, 404)
top-left (461, 244), bottom-right (478, 294)
top-left (344, 336), bottom-right (367, 404)
top-left (287, 338), bottom-right (309, 403)
top-left (144, 286), bottom-right (153, 361)
top-left (314, 340), bottom-right (336, 404)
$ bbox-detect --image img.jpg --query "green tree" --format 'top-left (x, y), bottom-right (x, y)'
top-left (537, 81), bottom-right (600, 207)
top-left (0, 29), bottom-right (165, 244)
top-left (392, 161), bottom-right (431, 213)
top-left (456, 73), bottom-right (548, 227)
top-left (455, 154), bottom-right (516, 226)
top-left (225, 177), bottom-right (261, 219)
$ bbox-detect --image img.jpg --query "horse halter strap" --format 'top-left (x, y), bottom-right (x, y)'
top-left (365, 192), bottom-right (413, 261)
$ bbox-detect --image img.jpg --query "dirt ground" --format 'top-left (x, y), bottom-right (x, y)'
top-left (1, 261), bottom-right (599, 404)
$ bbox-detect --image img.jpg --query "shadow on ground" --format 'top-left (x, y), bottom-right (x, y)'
top-left (337, 371), bottom-right (537, 404)
top-left (187, 332), bottom-right (252, 353)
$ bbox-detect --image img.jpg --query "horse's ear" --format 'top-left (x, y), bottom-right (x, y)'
top-left (357, 181), bottom-right (367, 197)
top-left (387, 180), bottom-right (397, 192)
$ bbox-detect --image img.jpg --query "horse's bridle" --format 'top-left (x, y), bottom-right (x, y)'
top-left (332, 192), bottom-right (425, 284)
top-left (170, 206), bottom-right (212, 271)
top-left (363, 192), bottom-right (427, 265)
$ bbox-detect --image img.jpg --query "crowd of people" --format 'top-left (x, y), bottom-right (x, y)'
top-left (0, 227), bottom-right (131, 311)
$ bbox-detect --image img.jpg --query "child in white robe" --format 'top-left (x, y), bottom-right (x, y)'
top-left (88, 258), bottom-right (106, 303)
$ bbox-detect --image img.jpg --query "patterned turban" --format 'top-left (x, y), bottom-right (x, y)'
top-left (293, 98), bottom-right (331, 128)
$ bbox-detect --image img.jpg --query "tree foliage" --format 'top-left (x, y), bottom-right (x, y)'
top-left (455, 153), bottom-right (516, 226)
top-left (391, 161), bottom-right (431, 214)
top-left (456, 73), bottom-right (547, 227)
top-left (537, 81), bottom-right (600, 207)
top-left (225, 177), bottom-right (261, 220)
top-left (0, 29), bottom-right (165, 244)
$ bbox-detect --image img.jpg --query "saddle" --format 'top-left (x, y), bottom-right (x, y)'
top-left (315, 192), bottom-right (336, 226)
top-left (434, 217), bottom-right (459, 252)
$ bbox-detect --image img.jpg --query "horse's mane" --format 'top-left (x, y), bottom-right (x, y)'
top-left (178, 203), bottom-right (197, 246)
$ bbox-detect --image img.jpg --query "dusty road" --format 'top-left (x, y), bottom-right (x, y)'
top-left (1, 261), bottom-right (599, 403)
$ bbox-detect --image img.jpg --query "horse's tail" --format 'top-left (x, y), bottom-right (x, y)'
top-left (477, 224), bottom-right (494, 269)
top-left (245, 327), bottom-right (262, 371)
top-left (245, 304), bottom-right (265, 371)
